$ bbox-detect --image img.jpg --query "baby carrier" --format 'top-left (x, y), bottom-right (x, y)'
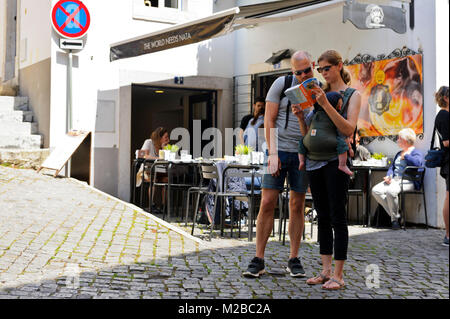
top-left (302, 88), bottom-right (356, 161)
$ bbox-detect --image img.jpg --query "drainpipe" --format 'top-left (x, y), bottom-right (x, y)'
top-left (13, 0), bottom-right (20, 95)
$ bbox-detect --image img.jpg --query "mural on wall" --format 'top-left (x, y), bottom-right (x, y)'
top-left (345, 48), bottom-right (423, 140)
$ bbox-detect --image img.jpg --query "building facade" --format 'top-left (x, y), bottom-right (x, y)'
top-left (1, 0), bottom-right (448, 227)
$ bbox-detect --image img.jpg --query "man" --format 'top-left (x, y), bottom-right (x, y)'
top-left (239, 97), bottom-right (266, 145)
top-left (243, 51), bottom-right (313, 278)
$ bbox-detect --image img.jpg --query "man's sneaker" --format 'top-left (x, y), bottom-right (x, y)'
top-left (243, 257), bottom-right (265, 278)
top-left (443, 236), bottom-right (449, 247)
top-left (391, 220), bottom-right (401, 230)
top-left (286, 257), bottom-right (306, 277)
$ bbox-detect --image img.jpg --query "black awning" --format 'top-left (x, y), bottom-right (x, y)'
top-left (110, 0), bottom-right (334, 62)
top-left (110, 11), bottom-right (236, 62)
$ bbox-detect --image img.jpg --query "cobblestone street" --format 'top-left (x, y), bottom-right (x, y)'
top-left (0, 166), bottom-right (448, 299)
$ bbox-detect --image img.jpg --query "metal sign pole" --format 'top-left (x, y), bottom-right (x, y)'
top-left (67, 49), bottom-right (73, 132)
top-left (52, 0), bottom-right (90, 178)
top-left (65, 49), bottom-right (73, 177)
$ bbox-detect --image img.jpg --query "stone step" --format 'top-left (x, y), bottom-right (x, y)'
top-left (0, 134), bottom-right (42, 149)
top-left (0, 110), bottom-right (34, 123)
top-left (0, 96), bottom-right (29, 111)
top-left (0, 121), bottom-right (38, 135)
top-left (0, 148), bottom-right (50, 169)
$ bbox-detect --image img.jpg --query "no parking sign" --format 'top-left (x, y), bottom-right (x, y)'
top-left (51, 0), bottom-right (90, 39)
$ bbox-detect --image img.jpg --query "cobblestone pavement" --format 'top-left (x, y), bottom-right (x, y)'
top-left (0, 166), bottom-right (448, 299)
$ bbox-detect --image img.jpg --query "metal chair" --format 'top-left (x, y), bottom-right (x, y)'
top-left (150, 161), bottom-right (197, 221)
top-left (184, 163), bottom-right (209, 226)
top-left (222, 164), bottom-right (262, 240)
top-left (137, 159), bottom-right (156, 210)
top-left (347, 170), bottom-right (366, 226)
top-left (278, 187), bottom-right (314, 245)
top-left (399, 166), bottom-right (428, 230)
top-left (191, 162), bottom-right (257, 241)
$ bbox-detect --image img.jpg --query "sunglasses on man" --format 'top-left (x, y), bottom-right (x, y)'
top-left (293, 67), bottom-right (313, 76)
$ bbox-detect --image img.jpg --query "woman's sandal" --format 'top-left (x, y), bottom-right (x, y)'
top-left (306, 273), bottom-right (330, 285)
top-left (321, 278), bottom-right (345, 290)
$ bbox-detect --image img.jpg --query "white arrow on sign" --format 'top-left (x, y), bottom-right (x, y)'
top-left (59, 39), bottom-right (84, 50)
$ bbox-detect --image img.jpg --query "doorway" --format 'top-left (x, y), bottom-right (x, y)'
top-left (254, 70), bottom-right (292, 101)
top-left (131, 85), bottom-right (217, 162)
top-left (189, 92), bottom-right (216, 157)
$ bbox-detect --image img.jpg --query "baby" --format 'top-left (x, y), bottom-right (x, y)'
top-left (298, 91), bottom-right (353, 176)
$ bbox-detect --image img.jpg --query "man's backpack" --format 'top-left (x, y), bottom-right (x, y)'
top-left (279, 74), bottom-right (294, 129)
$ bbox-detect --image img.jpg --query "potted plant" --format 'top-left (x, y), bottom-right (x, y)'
top-left (235, 144), bottom-right (253, 165)
top-left (164, 144), bottom-right (180, 160)
top-left (372, 152), bottom-right (387, 166)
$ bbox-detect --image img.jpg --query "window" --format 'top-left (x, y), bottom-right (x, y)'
top-left (165, 0), bottom-right (178, 9)
top-left (144, 0), bottom-right (181, 10)
top-left (135, 0), bottom-right (194, 24)
top-left (144, 0), bottom-right (158, 7)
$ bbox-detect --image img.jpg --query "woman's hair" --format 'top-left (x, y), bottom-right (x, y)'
top-left (435, 86), bottom-right (449, 108)
top-left (398, 128), bottom-right (416, 146)
top-left (318, 50), bottom-right (351, 92)
top-left (251, 97), bottom-right (265, 126)
top-left (151, 127), bottom-right (168, 151)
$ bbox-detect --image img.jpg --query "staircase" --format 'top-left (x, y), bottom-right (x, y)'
top-left (0, 96), bottom-right (49, 168)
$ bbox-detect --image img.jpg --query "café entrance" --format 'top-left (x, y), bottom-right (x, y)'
top-left (130, 84), bottom-right (217, 161)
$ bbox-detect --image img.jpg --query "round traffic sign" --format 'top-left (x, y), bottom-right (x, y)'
top-left (51, 0), bottom-right (90, 39)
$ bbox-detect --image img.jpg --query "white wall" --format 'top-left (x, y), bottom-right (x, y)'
top-left (197, 0), bottom-right (236, 78)
top-left (0, 1), bottom-right (5, 81)
top-left (19, 0), bottom-right (52, 69)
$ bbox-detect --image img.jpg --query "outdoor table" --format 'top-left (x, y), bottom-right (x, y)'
top-left (202, 161), bottom-right (262, 241)
top-left (148, 159), bottom-right (199, 220)
top-left (350, 163), bottom-right (389, 227)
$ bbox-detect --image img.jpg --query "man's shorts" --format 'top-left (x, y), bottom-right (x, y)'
top-left (261, 151), bottom-right (309, 193)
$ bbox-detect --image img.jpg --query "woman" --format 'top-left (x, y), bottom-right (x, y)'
top-left (294, 50), bottom-right (361, 290)
top-left (371, 128), bottom-right (424, 230)
top-left (136, 127), bottom-right (170, 212)
top-left (434, 86), bottom-right (449, 246)
top-left (243, 97), bottom-right (266, 152)
top-left (141, 127), bottom-right (170, 159)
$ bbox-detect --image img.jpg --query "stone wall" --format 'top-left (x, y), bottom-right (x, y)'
top-left (0, 149), bottom-right (50, 169)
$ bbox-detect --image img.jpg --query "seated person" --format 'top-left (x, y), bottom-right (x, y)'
top-left (239, 97), bottom-right (265, 145)
top-left (141, 127), bottom-right (170, 159)
top-left (243, 99), bottom-right (265, 151)
top-left (371, 128), bottom-right (424, 230)
top-left (242, 102), bottom-right (266, 190)
top-left (136, 127), bottom-right (170, 213)
top-left (351, 130), bottom-right (372, 162)
top-left (298, 91), bottom-right (353, 176)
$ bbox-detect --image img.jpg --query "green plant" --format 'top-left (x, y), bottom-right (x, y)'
top-left (372, 152), bottom-right (385, 160)
top-left (235, 144), bottom-right (253, 155)
top-left (164, 144), bottom-right (179, 153)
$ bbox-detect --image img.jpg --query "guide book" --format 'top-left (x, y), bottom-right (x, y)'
top-left (284, 78), bottom-right (320, 110)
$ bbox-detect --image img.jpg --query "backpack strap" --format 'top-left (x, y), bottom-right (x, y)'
top-left (339, 87), bottom-right (357, 157)
top-left (340, 87), bottom-right (357, 117)
top-left (279, 74), bottom-right (293, 129)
